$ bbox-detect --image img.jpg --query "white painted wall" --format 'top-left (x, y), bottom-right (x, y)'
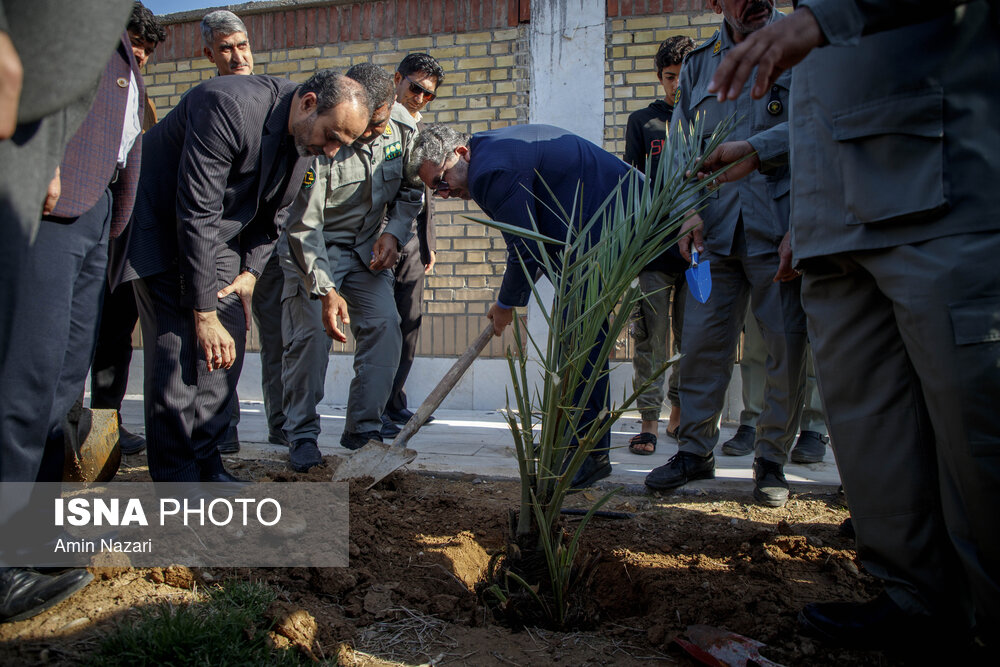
top-left (529, 0), bottom-right (606, 144)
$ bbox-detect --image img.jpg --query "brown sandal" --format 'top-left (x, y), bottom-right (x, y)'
top-left (628, 432), bottom-right (657, 455)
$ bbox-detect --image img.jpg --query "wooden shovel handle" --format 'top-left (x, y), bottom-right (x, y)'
top-left (391, 323), bottom-right (495, 449)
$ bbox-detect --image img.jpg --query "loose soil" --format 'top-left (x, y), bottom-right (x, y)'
top-left (0, 453), bottom-right (899, 666)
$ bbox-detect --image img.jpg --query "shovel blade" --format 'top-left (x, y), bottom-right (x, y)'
top-left (331, 439), bottom-right (418, 488)
top-left (685, 251), bottom-right (712, 303)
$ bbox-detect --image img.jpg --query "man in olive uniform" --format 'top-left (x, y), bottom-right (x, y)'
top-left (279, 63), bottom-right (423, 471)
top-left (644, 0), bottom-right (808, 508)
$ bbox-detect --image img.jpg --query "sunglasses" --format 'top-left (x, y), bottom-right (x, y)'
top-left (433, 179), bottom-right (450, 195)
top-left (404, 75), bottom-right (437, 101)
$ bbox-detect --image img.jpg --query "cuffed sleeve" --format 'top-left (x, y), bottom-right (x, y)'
top-left (284, 159), bottom-right (338, 297)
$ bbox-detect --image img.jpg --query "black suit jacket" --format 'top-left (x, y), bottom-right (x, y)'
top-left (114, 75), bottom-right (310, 308)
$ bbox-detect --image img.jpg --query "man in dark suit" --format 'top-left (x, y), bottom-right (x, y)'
top-left (115, 69), bottom-right (371, 482)
top-left (408, 123), bottom-right (635, 489)
top-left (0, 0), bottom-right (142, 621)
top-left (89, 1), bottom-right (165, 457)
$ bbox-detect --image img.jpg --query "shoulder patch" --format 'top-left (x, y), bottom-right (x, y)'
top-left (302, 168), bottom-right (316, 189)
top-left (384, 141), bottom-right (403, 161)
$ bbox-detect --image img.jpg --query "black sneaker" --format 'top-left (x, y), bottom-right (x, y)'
top-left (288, 438), bottom-right (323, 473)
top-left (340, 430), bottom-right (381, 451)
top-left (119, 425), bottom-right (146, 455)
top-left (791, 430), bottom-right (828, 463)
top-left (753, 457), bottom-right (789, 507)
top-left (380, 414), bottom-right (401, 439)
top-left (569, 453), bottom-right (612, 490)
top-left (218, 425), bottom-right (240, 454)
top-left (721, 424), bottom-right (755, 456)
top-left (645, 452), bottom-right (715, 491)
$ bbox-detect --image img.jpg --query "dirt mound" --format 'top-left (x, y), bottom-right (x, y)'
top-left (0, 457), bottom-right (901, 666)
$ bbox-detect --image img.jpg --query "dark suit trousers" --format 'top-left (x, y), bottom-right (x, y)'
top-left (134, 245), bottom-right (244, 482)
top-left (90, 280), bottom-right (138, 411)
top-left (0, 190), bottom-right (111, 486)
top-left (387, 235), bottom-right (425, 414)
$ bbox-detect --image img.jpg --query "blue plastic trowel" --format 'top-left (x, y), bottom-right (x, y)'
top-left (686, 250), bottom-right (712, 303)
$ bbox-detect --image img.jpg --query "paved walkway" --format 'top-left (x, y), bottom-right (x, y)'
top-left (120, 397), bottom-right (841, 495)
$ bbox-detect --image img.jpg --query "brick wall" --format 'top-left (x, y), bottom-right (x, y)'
top-left (144, 1), bottom-right (529, 357)
top-left (141, 0), bottom-right (785, 358)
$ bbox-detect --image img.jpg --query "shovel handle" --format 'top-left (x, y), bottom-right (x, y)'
top-left (391, 323), bottom-right (495, 449)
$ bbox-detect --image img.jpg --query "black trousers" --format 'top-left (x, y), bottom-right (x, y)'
top-left (133, 244), bottom-right (244, 482)
top-left (387, 236), bottom-right (425, 414)
top-left (0, 190), bottom-right (111, 489)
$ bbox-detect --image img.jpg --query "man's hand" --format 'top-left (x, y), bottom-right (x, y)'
top-left (487, 302), bottom-right (513, 337)
top-left (676, 211), bottom-right (705, 263)
top-left (369, 232), bottom-right (399, 271)
top-left (772, 231), bottom-right (800, 282)
top-left (217, 270), bottom-right (258, 331)
top-left (698, 141), bottom-right (760, 185)
top-left (194, 310), bottom-right (236, 371)
top-left (42, 166), bottom-right (60, 215)
top-left (708, 7), bottom-right (824, 102)
top-left (320, 288), bottom-right (350, 342)
top-left (0, 30), bottom-right (23, 140)
top-left (424, 250), bottom-right (436, 274)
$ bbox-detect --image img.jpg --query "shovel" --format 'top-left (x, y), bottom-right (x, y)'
top-left (332, 322), bottom-right (495, 489)
top-left (686, 250), bottom-right (712, 303)
top-left (675, 624), bottom-right (785, 667)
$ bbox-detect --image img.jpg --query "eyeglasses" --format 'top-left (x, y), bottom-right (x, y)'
top-left (404, 75), bottom-right (437, 101)
top-left (433, 179), bottom-right (450, 195)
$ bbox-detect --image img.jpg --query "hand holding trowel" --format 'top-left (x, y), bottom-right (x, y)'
top-left (678, 212), bottom-right (712, 303)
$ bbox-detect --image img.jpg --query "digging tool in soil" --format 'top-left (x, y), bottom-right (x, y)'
top-left (332, 323), bottom-right (495, 488)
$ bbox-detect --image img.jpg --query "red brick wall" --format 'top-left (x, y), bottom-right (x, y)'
top-left (607, 0), bottom-right (714, 17)
top-left (155, 0), bottom-right (531, 64)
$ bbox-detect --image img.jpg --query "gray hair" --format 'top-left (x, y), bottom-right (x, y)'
top-left (200, 10), bottom-right (248, 48)
top-left (406, 123), bottom-right (470, 182)
top-left (299, 69), bottom-right (372, 116)
top-left (345, 62), bottom-right (395, 112)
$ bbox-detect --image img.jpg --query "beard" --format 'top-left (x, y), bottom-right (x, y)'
top-left (725, 0), bottom-right (773, 36)
top-left (291, 113), bottom-right (317, 157)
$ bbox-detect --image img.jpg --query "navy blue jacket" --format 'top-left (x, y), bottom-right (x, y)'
top-left (468, 124), bottom-right (633, 307)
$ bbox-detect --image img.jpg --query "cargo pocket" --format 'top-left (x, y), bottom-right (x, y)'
top-left (832, 87), bottom-right (947, 225)
top-left (949, 296), bottom-right (1000, 456)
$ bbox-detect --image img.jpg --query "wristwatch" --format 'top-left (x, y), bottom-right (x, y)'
top-left (244, 267), bottom-right (261, 279)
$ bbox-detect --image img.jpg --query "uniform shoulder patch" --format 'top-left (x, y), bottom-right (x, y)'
top-left (302, 168), bottom-right (316, 189)
top-left (384, 141), bottom-right (402, 161)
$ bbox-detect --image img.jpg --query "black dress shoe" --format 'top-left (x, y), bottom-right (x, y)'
top-left (386, 408), bottom-right (434, 425)
top-left (200, 470), bottom-right (246, 484)
top-left (380, 414), bottom-right (401, 439)
top-left (288, 438), bottom-right (323, 473)
top-left (340, 430), bottom-right (381, 451)
top-left (569, 453), bottom-right (612, 490)
top-left (118, 425), bottom-right (146, 455)
top-left (791, 430), bottom-right (828, 463)
top-left (0, 567), bottom-right (94, 623)
top-left (752, 457), bottom-right (789, 507)
top-left (218, 425), bottom-right (240, 454)
top-left (645, 451), bottom-right (715, 491)
top-left (721, 424), bottom-right (755, 456)
top-left (799, 591), bottom-right (950, 650)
